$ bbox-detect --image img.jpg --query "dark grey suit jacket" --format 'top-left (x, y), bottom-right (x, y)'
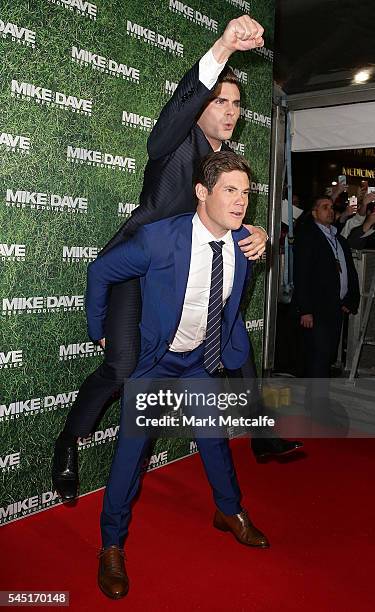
top-left (103, 62), bottom-right (229, 253)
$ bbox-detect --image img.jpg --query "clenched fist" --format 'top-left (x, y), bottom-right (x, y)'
top-left (212, 15), bottom-right (264, 63)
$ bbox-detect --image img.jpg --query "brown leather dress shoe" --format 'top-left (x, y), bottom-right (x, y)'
top-left (98, 545), bottom-right (129, 599)
top-left (213, 508), bottom-right (270, 548)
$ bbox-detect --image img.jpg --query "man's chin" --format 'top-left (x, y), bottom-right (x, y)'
top-left (221, 130), bottom-right (234, 141)
top-left (228, 219), bottom-right (243, 230)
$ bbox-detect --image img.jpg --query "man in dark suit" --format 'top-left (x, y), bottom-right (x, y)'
top-left (87, 152), bottom-right (270, 599)
top-left (294, 196), bottom-right (360, 380)
top-left (53, 16), bottom-right (301, 501)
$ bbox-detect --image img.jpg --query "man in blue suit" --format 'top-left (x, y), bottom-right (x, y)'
top-left (86, 151), bottom-right (270, 599)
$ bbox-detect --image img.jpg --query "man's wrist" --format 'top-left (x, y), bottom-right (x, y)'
top-left (211, 37), bottom-right (234, 64)
top-left (254, 225), bottom-right (269, 241)
top-left (199, 49), bottom-right (226, 90)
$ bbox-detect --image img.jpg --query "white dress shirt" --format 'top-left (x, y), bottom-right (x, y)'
top-left (199, 49), bottom-right (226, 90)
top-left (199, 49), bottom-right (224, 154)
top-left (315, 222), bottom-right (348, 300)
top-left (169, 213), bottom-right (235, 352)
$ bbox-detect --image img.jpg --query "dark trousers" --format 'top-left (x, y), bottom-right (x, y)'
top-left (64, 279), bottom-right (142, 436)
top-left (302, 312), bottom-right (343, 411)
top-left (302, 312), bottom-right (343, 379)
top-left (101, 344), bottom-right (242, 547)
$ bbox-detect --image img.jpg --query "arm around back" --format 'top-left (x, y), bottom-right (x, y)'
top-left (86, 228), bottom-right (151, 341)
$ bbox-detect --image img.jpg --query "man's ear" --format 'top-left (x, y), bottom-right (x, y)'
top-left (311, 208), bottom-right (317, 220)
top-left (195, 183), bottom-right (208, 204)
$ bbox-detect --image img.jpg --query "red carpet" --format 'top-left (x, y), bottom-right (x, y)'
top-left (1, 438), bottom-right (375, 611)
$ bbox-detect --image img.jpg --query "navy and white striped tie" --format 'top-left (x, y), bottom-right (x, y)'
top-left (204, 240), bottom-right (224, 374)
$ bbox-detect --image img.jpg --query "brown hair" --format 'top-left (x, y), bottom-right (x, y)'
top-left (216, 65), bottom-right (240, 88)
top-left (194, 151), bottom-right (251, 194)
top-left (196, 67), bottom-right (241, 123)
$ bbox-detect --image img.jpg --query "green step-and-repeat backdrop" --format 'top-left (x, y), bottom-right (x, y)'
top-left (0, 0), bottom-right (275, 525)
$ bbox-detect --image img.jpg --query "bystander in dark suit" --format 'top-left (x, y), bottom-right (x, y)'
top-left (293, 197), bottom-right (360, 381)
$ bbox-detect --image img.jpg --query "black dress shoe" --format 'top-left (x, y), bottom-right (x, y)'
top-left (52, 438), bottom-right (79, 501)
top-left (251, 437), bottom-right (303, 460)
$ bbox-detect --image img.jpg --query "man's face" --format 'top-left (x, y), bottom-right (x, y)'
top-left (197, 82), bottom-right (241, 149)
top-left (312, 199), bottom-right (334, 226)
top-left (196, 170), bottom-right (249, 237)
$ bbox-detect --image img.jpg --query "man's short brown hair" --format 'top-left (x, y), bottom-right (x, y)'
top-left (194, 151), bottom-right (251, 194)
top-left (197, 66), bottom-right (241, 122)
top-left (216, 65), bottom-right (240, 88)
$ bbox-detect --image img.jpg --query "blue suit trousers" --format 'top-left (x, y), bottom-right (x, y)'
top-left (101, 344), bottom-right (243, 547)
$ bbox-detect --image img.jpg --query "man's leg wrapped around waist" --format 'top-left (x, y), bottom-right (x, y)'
top-left (64, 278), bottom-right (142, 437)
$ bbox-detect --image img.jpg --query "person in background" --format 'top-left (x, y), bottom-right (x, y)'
top-left (348, 198), bottom-right (375, 249)
top-left (332, 182), bottom-right (375, 238)
top-left (294, 196), bottom-right (360, 379)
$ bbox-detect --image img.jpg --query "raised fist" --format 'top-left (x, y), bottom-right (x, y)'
top-left (221, 15), bottom-right (264, 52)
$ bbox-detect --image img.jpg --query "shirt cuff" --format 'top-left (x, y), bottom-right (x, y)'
top-left (199, 49), bottom-right (227, 90)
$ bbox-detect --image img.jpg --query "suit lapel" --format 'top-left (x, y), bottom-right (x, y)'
top-left (173, 217), bottom-right (193, 330)
top-left (222, 227), bottom-right (249, 334)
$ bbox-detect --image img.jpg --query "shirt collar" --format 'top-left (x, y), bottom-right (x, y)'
top-left (315, 221), bottom-right (337, 237)
top-left (192, 212), bottom-right (233, 246)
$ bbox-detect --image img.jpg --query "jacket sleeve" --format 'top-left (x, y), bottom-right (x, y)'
top-left (293, 231), bottom-right (315, 315)
top-left (86, 227), bottom-right (151, 341)
top-left (347, 225), bottom-right (368, 249)
top-left (239, 260), bottom-right (253, 305)
top-left (340, 213), bottom-right (366, 239)
top-left (147, 61), bottom-right (216, 160)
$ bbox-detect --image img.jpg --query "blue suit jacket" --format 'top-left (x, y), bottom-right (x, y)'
top-left (86, 214), bottom-right (252, 376)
